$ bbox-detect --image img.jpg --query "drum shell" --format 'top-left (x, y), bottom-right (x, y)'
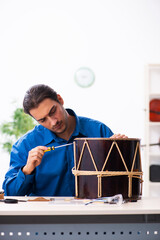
top-left (74, 138), bottom-right (142, 200)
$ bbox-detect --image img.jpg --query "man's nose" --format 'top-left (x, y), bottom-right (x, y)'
top-left (48, 117), bottom-right (57, 126)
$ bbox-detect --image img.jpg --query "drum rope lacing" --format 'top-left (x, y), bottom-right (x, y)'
top-left (72, 140), bottom-right (143, 198)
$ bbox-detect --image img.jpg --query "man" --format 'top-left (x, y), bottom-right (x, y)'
top-left (3, 84), bottom-right (126, 196)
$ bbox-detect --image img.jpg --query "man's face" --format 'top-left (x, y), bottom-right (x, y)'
top-left (29, 96), bottom-right (68, 135)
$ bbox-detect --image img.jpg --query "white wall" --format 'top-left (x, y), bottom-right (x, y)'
top-left (0, 0), bottom-right (160, 191)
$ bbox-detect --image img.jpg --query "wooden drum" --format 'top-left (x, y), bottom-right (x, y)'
top-left (72, 138), bottom-right (143, 200)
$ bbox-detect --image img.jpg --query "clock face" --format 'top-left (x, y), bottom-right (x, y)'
top-left (74, 67), bottom-right (95, 88)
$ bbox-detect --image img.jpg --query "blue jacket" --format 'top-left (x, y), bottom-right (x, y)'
top-left (2, 109), bottom-right (113, 196)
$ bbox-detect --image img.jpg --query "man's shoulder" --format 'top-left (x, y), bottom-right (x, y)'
top-left (78, 115), bottom-right (105, 126)
top-left (14, 125), bottom-right (45, 146)
top-left (23, 125), bottom-right (44, 137)
top-left (77, 115), bottom-right (113, 137)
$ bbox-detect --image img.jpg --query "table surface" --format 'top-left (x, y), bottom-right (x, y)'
top-left (0, 197), bottom-right (160, 216)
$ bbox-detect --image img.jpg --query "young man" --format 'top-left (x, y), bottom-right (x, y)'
top-left (3, 84), bottom-right (126, 196)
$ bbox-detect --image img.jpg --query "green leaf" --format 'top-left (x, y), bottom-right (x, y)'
top-left (2, 142), bottom-right (13, 154)
top-left (0, 107), bottom-right (36, 154)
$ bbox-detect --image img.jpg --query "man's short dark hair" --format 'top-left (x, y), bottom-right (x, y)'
top-left (23, 84), bottom-right (59, 115)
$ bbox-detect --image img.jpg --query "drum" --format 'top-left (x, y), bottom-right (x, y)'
top-left (72, 138), bottom-right (143, 200)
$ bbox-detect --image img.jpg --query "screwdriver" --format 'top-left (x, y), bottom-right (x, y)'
top-left (44, 143), bottom-right (73, 152)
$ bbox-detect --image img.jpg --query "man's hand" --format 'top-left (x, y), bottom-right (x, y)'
top-left (22, 146), bottom-right (48, 175)
top-left (110, 134), bottom-right (128, 139)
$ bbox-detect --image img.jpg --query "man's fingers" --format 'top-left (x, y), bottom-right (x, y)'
top-left (110, 134), bottom-right (128, 139)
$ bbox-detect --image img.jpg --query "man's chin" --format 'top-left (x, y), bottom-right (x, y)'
top-left (51, 127), bottom-right (67, 135)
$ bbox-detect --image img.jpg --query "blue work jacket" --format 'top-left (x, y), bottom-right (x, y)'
top-left (2, 109), bottom-right (113, 196)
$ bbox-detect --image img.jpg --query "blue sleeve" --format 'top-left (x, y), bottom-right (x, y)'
top-left (2, 141), bottom-right (35, 196)
top-left (100, 123), bottom-right (114, 137)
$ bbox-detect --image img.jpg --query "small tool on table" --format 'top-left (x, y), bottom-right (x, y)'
top-left (0, 198), bottom-right (27, 204)
top-left (85, 194), bottom-right (123, 205)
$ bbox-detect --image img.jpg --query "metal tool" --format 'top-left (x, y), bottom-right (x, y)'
top-left (85, 194), bottom-right (123, 206)
top-left (44, 142), bottom-right (73, 152)
top-left (0, 198), bottom-right (27, 204)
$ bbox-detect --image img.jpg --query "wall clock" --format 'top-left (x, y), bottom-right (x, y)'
top-left (74, 67), bottom-right (95, 88)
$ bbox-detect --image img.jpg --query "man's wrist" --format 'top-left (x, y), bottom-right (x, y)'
top-left (22, 165), bottom-right (34, 175)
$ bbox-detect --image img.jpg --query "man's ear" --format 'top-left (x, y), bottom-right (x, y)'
top-left (57, 94), bottom-right (64, 105)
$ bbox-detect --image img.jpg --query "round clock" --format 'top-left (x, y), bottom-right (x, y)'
top-left (74, 67), bottom-right (95, 88)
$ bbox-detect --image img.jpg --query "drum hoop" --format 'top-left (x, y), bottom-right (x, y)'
top-left (74, 137), bottom-right (141, 141)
